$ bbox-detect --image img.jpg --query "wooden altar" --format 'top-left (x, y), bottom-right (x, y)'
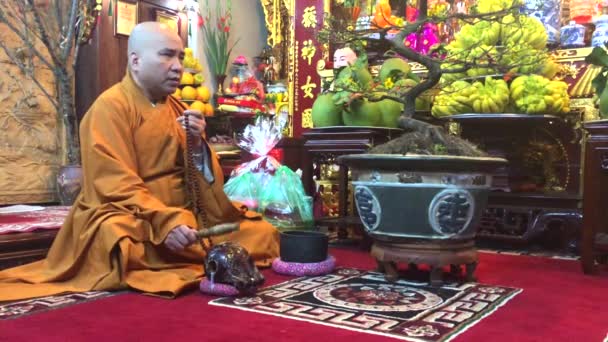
top-left (302, 127), bottom-right (402, 241)
top-left (581, 120), bottom-right (608, 274)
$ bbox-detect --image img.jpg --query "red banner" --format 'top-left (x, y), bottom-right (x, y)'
top-left (291, 0), bottom-right (325, 137)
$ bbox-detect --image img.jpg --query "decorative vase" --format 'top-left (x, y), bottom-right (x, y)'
top-left (560, 20), bottom-right (586, 48)
top-left (337, 154), bottom-right (507, 285)
top-left (592, 6), bottom-right (608, 47)
top-left (56, 164), bottom-right (83, 205)
top-left (523, 0), bottom-right (561, 45)
top-left (215, 74), bottom-right (227, 96)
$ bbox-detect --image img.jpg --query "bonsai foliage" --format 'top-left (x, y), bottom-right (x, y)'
top-left (317, 0), bottom-right (563, 156)
top-left (585, 45), bottom-right (608, 118)
top-left (0, 0), bottom-right (100, 165)
top-left (320, 0), bottom-right (555, 116)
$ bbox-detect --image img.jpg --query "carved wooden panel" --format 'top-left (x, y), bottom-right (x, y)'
top-left (0, 26), bottom-right (60, 204)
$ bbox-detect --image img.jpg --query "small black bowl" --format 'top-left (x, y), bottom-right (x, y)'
top-left (280, 231), bottom-right (329, 263)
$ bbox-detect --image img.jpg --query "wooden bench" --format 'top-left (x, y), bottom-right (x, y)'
top-left (0, 231), bottom-right (57, 270)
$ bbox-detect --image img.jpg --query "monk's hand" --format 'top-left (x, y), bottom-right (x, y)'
top-left (177, 110), bottom-right (206, 142)
top-left (165, 225), bottom-right (198, 251)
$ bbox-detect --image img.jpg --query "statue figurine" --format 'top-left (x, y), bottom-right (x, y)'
top-left (333, 47), bottom-right (357, 69)
top-left (263, 55), bottom-right (278, 86)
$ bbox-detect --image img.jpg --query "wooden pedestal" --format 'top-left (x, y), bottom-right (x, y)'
top-left (371, 240), bottom-right (478, 287)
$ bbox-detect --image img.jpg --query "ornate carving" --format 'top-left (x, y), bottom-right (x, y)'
top-left (260, 0), bottom-right (292, 80)
top-left (354, 185), bottom-right (381, 232)
top-left (428, 189), bottom-right (474, 236)
top-left (601, 152), bottom-right (608, 171)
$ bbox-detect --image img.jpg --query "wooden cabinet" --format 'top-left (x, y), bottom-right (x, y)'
top-left (581, 120), bottom-right (608, 273)
top-left (447, 114), bottom-right (583, 251)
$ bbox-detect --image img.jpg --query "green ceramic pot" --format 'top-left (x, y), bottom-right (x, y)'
top-left (337, 154), bottom-right (507, 242)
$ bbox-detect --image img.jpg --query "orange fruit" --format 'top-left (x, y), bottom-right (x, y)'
top-left (181, 86), bottom-right (197, 101)
top-left (190, 100), bottom-right (205, 112)
top-left (203, 103), bottom-right (214, 116)
top-left (196, 86), bottom-right (211, 102)
top-left (171, 88), bottom-right (181, 99)
top-left (231, 76), bottom-right (240, 84)
top-left (180, 72), bottom-right (194, 85)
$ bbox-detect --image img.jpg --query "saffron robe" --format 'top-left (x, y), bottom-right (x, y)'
top-left (0, 73), bottom-right (279, 301)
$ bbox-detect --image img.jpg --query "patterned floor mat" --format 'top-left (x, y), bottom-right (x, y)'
top-left (0, 291), bottom-right (119, 320)
top-left (210, 268), bottom-right (522, 342)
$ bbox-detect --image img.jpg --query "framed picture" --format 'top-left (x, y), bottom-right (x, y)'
top-left (114, 0), bottom-right (138, 37)
top-left (156, 11), bottom-right (180, 35)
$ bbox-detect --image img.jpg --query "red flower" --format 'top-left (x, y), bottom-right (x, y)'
top-left (197, 14), bottom-right (204, 28)
top-left (224, 26), bottom-right (230, 33)
top-left (220, 16), bottom-right (226, 23)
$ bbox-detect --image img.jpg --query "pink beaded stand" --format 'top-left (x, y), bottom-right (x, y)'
top-left (199, 280), bottom-right (241, 296)
top-left (271, 255), bottom-right (336, 277)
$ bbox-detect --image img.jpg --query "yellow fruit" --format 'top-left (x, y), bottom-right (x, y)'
top-left (203, 103), bottom-right (214, 116)
top-left (196, 86), bottom-right (211, 102)
top-left (193, 73), bottom-right (204, 84)
top-left (190, 100), bottom-right (205, 112)
top-left (180, 72), bottom-right (194, 85)
top-left (172, 88), bottom-right (181, 99)
top-left (181, 86), bottom-right (197, 101)
top-left (232, 76), bottom-right (240, 84)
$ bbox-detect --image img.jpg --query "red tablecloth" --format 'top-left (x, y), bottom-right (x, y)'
top-left (0, 206), bottom-right (70, 234)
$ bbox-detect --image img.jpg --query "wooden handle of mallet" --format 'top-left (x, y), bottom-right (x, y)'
top-left (195, 222), bottom-right (240, 239)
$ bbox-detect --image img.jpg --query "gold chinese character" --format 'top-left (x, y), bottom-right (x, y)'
top-left (302, 108), bottom-right (313, 128)
top-left (302, 6), bottom-right (317, 28)
top-left (301, 40), bottom-right (316, 65)
top-left (300, 75), bottom-right (317, 99)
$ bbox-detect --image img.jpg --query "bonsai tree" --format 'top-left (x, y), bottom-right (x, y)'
top-left (0, 0), bottom-right (101, 165)
top-left (318, 0), bottom-right (568, 156)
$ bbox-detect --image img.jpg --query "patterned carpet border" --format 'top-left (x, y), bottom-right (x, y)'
top-left (210, 268), bottom-right (522, 342)
top-left (0, 291), bottom-right (120, 320)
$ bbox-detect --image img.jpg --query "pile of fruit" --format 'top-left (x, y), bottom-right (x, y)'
top-left (171, 48), bottom-right (214, 116)
top-left (432, 0), bottom-right (569, 117)
top-left (433, 77), bottom-right (510, 116)
top-left (311, 56), bottom-right (427, 128)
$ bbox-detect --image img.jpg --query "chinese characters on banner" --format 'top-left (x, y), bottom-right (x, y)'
top-left (292, 1), bottom-right (325, 136)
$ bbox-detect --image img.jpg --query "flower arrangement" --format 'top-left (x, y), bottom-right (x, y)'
top-left (199, 0), bottom-right (239, 77)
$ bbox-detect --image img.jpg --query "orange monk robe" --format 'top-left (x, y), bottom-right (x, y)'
top-left (0, 73), bottom-right (279, 301)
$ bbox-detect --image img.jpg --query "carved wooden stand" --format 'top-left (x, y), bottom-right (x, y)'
top-left (371, 240), bottom-right (478, 287)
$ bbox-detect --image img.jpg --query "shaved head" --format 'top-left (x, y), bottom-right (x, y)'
top-left (127, 21), bottom-right (185, 101)
top-left (128, 21), bottom-right (181, 57)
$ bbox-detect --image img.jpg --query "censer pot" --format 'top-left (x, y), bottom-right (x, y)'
top-left (354, 182), bottom-right (490, 242)
top-left (338, 154), bottom-right (507, 285)
top-left (339, 154), bottom-right (506, 242)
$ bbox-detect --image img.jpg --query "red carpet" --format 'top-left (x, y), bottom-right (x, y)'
top-left (0, 248), bottom-right (607, 342)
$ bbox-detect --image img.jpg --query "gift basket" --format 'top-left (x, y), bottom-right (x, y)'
top-left (223, 117), bottom-right (313, 230)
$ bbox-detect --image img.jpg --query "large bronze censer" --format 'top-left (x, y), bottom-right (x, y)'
top-left (338, 154), bottom-right (507, 286)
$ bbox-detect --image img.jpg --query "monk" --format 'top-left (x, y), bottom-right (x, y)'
top-left (0, 22), bottom-right (279, 301)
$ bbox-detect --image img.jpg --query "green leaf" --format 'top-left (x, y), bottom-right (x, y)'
top-left (600, 80), bottom-right (608, 115)
top-left (591, 71), bottom-right (607, 97)
top-left (585, 47), bottom-right (608, 69)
